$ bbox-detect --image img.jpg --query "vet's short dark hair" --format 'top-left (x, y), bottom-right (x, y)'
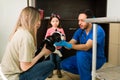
top-left (84, 9), bottom-right (94, 18)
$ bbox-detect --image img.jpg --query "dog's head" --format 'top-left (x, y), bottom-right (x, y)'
top-left (35, 30), bottom-right (64, 59)
top-left (45, 30), bottom-right (65, 52)
top-left (45, 30), bottom-right (65, 45)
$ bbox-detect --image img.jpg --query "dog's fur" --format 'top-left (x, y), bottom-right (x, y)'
top-left (35, 31), bottom-right (64, 62)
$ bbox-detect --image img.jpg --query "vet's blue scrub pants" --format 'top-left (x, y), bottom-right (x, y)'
top-left (61, 25), bottom-right (106, 80)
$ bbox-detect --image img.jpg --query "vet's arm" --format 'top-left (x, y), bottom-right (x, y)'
top-left (20, 46), bottom-right (51, 71)
top-left (67, 38), bottom-right (92, 51)
top-left (69, 39), bottom-right (77, 44)
top-left (72, 39), bottom-right (93, 51)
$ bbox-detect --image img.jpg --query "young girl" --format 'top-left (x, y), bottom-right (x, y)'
top-left (45, 13), bottom-right (66, 78)
top-left (1, 7), bottom-right (54, 80)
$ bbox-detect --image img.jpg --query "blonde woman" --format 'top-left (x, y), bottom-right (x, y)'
top-left (1, 7), bottom-right (54, 80)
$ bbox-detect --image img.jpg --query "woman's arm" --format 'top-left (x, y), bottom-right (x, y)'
top-left (20, 46), bottom-right (51, 71)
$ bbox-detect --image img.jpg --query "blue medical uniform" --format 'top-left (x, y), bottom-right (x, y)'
top-left (61, 24), bottom-right (106, 80)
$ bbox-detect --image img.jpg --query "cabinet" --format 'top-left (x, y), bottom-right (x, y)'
top-left (35, 0), bottom-right (109, 60)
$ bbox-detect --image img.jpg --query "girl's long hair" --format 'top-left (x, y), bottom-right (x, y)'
top-left (9, 7), bottom-right (40, 46)
top-left (48, 14), bottom-right (62, 28)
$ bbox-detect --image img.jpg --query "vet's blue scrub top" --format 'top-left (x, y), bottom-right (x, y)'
top-left (72, 24), bottom-right (106, 59)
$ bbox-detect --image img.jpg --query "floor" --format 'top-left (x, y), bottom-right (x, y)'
top-left (45, 70), bottom-right (101, 80)
top-left (0, 70), bottom-right (101, 80)
top-left (96, 63), bottom-right (120, 80)
top-left (0, 69), bottom-right (80, 80)
top-left (45, 63), bottom-right (116, 80)
top-left (0, 63), bottom-right (117, 80)
top-left (46, 70), bottom-right (80, 80)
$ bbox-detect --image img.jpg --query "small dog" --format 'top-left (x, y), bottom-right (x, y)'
top-left (35, 30), bottom-right (65, 62)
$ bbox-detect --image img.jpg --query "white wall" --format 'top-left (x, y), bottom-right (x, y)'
top-left (107, 0), bottom-right (120, 65)
top-left (0, 0), bottom-right (120, 62)
top-left (29, 0), bottom-right (35, 7)
top-left (107, 0), bottom-right (120, 17)
top-left (0, 0), bottom-right (27, 62)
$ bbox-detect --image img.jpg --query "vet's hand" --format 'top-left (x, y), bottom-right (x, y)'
top-left (54, 40), bottom-right (72, 49)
